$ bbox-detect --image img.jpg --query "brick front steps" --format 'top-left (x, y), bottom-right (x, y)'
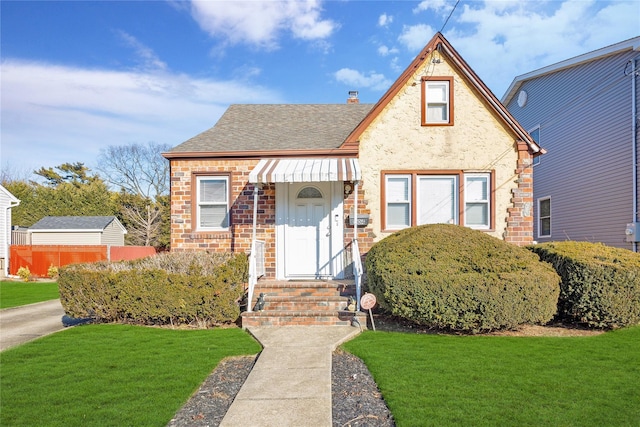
top-left (241, 280), bottom-right (367, 328)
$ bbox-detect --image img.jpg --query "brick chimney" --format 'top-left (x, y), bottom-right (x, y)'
top-left (347, 90), bottom-right (359, 104)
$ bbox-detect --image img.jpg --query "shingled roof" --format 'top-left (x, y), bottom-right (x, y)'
top-left (165, 104), bottom-right (373, 157)
top-left (30, 216), bottom-right (125, 232)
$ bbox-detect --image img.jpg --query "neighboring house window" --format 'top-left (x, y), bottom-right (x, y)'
top-left (196, 175), bottom-right (229, 230)
top-left (529, 126), bottom-right (541, 166)
top-left (422, 77), bottom-right (454, 126)
top-left (383, 171), bottom-right (492, 231)
top-left (538, 197), bottom-right (551, 238)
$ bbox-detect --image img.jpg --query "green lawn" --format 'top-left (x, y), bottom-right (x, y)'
top-left (343, 327), bottom-right (640, 427)
top-left (0, 325), bottom-right (261, 426)
top-left (0, 280), bottom-right (60, 309)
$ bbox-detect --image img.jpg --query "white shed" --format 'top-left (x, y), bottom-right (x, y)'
top-left (0, 185), bottom-right (21, 277)
top-left (29, 216), bottom-right (127, 246)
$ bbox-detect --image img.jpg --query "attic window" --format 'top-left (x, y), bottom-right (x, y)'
top-left (421, 76), bottom-right (454, 126)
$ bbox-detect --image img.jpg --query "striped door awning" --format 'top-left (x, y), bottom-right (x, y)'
top-left (249, 158), bottom-right (361, 184)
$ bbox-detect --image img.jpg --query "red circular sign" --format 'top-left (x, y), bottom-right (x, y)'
top-left (360, 293), bottom-right (377, 310)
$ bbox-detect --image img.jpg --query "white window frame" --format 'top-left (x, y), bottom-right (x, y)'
top-left (196, 175), bottom-right (230, 231)
top-left (464, 173), bottom-right (491, 230)
top-left (425, 81), bottom-right (449, 123)
top-left (538, 197), bottom-right (551, 238)
top-left (385, 174), bottom-right (412, 230)
top-left (383, 171), bottom-right (493, 232)
top-left (422, 77), bottom-right (454, 126)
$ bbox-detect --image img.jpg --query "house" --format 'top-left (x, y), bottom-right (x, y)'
top-left (29, 216), bottom-right (127, 246)
top-left (502, 37), bottom-right (640, 252)
top-left (0, 185), bottom-right (20, 278)
top-left (163, 33), bottom-right (541, 326)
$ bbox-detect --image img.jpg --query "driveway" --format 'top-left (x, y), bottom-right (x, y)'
top-left (0, 300), bottom-right (66, 351)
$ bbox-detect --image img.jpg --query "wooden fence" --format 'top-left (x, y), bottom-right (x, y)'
top-left (9, 245), bottom-right (156, 277)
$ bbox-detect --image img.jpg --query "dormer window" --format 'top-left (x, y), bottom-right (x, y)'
top-left (422, 76), bottom-right (454, 126)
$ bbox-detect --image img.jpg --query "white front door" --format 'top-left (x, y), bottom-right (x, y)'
top-left (285, 183), bottom-right (332, 278)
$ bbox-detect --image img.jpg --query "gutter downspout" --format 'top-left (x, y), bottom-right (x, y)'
top-left (247, 184), bottom-right (260, 312)
top-left (632, 56), bottom-right (639, 252)
top-left (4, 200), bottom-right (20, 277)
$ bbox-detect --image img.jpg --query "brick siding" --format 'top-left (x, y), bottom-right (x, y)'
top-left (169, 158), bottom-right (376, 279)
top-left (503, 144), bottom-right (535, 246)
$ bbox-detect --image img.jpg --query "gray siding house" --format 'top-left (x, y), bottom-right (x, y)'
top-left (503, 37), bottom-right (640, 251)
top-left (29, 216), bottom-right (127, 246)
top-left (0, 185), bottom-right (20, 277)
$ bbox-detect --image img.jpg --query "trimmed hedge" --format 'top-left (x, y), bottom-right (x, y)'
top-left (529, 242), bottom-right (640, 329)
top-left (58, 252), bottom-right (247, 327)
top-left (366, 224), bottom-right (560, 333)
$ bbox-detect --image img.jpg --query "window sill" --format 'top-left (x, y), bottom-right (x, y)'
top-left (189, 230), bottom-right (232, 240)
top-left (422, 122), bottom-right (454, 127)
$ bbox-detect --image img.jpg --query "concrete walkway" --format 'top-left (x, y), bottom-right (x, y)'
top-left (220, 326), bottom-right (361, 427)
top-left (0, 299), bottom-right (66, 351)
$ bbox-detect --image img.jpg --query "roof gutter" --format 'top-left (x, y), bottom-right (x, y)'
top-left (28, 229), bottom-right (104, 233)
top-left (162, 148), bottom-right (359, 160)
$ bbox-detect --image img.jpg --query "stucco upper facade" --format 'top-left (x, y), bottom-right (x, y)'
top-left (356, 56), bottom-right (531, 241)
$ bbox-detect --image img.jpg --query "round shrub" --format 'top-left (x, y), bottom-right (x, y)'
top-left (529, 241), bottom-right (640, 329)
top-left (365, 224), bottom-right (560, 333)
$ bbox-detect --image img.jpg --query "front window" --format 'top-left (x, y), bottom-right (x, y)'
top-left (417, 176), bottom-right (457, 225)
top-left (383, 171), bottom-right (492, 231)
top-left (385, 175), bottom-right (411, 229)
top-left (422, 77), bottom-right (454, 126)
top-left (464, 175), bottom-right (490, 229)
top-left (197, 175), bottom-right (229, 230)
top-left (538, 197), bottom-right (551, 237)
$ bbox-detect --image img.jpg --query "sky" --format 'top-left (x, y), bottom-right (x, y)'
top-left (1, 0), bottom-right (639, 176)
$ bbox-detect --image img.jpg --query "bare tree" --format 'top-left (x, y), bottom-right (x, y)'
top-left (97, 142), bottom-right (170, 200)
top-left (1, 162), bottom-right (34, 185)
top-left (98, 142), bottom-right (171, 248)
top-left (121, 203), bottom-right (163, 247)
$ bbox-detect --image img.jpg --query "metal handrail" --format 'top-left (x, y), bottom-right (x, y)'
top-left (247, 239), bottom-right (265, 312)
top-left (255, 240), bottom-right (265, 278)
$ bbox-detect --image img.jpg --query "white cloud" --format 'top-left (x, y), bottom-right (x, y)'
top-left (334, 68), bottom-right (392, 91)
top-left (378, 45), bottom-right (399, 57)
top-left (389, 57), bottom-right (403, 73)
top-left (378, 13), bottom-right (393, 27)
top-left (413, 0), bottom-right (450, 14)
top-left (116, 30), bottom-right (167, 71)
top-left (189, 0), bottom-right (337, 50)
top-left (398, 24), bottom-right (435, 51)
top-left (0, 60), bottom-right (283, 170)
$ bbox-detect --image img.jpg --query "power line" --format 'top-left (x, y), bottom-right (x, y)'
top-left (440, 0), bottom-right (461, 33)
